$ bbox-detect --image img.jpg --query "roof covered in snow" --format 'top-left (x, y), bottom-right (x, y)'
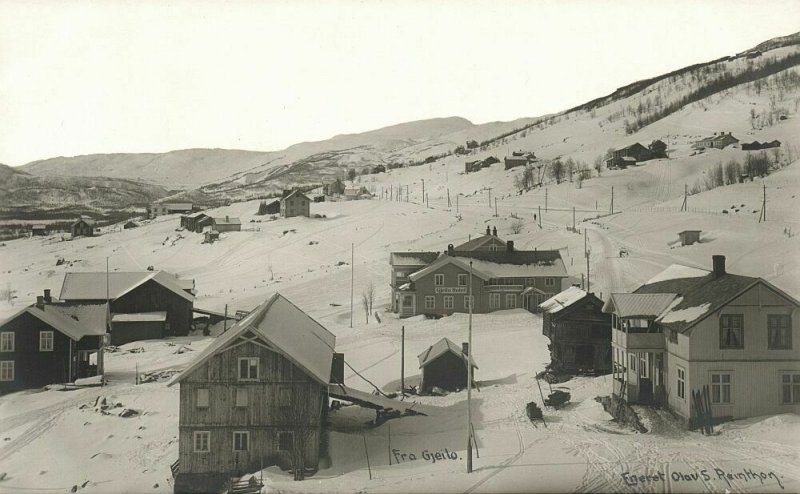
top-left (1, 303), bottom-right (107, 341)
top-left (454, 234), bottom-right (506, 251)
top-left (212, 217), bottom-right (241, 225)
top-left (417, 337), bottom-right (478, 369)
top-left (59, 271), bottom-right (194, 302)
top-left (539, 286), bottom-right (591, 313)
top-left (112, 312), bottom-right (167, 322)
top-left (645, 264), bottom-right (709, 285)
top-left (170, 293), bottom-right (335, 386)
top-left (408, 250), bottom-right (567, 281)
top-left (604, 293), bottom-right (678, 318)
top-left (390, 251), bottom-right (441, 267)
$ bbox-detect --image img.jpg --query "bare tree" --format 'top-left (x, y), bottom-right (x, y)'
top-left (594, 155), bottom-right (604, 176)
top-left (361, 282), bottom-right (375, 324)
top-left (276, 383), bottom-right (325, 481)
top-left (510, 218), bottom-right (524, 234)
top-left (550, 159), bottom-right (565, 184)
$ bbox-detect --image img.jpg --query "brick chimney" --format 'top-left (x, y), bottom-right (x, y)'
top-left (36, 296), bottom-right (44, 309)
top-left (492, 226), bottom-right (497, 236)
top-left (43, 289), bottom-right (51, 303)
top-left (712, 255), bottom-right (726, 278)
top-left (507, 240), bottom-right (514, 252)
top-left (447, 244), bottom-right (454, 256)
top-left (486, 226), bottom-right (490, 235)
top-left (462, 342), bottom-right (469, 355)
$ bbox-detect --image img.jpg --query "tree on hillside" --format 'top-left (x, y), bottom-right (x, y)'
top-left (565, 158), bottom-right (576, 182)
top-left (275, 384), bottom-right (321, 481)
top-left (346, 169), bottom-right (356, 181)
top-left (594, 155), bottom-right (604, 176)
top-left (257, 200), bottom-right (268, 215)
top-left (550, 159), bottom-right (565, 184)
top-left (361, 282), bottom-right (375, 324)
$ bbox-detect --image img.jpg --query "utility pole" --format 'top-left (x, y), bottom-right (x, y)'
top-left (494, 198), bottom-right (498, 217)
top-left (426, 193), bottom-right (429, 208)
top-left (538, 205), bottom-right (542, 228)
top-left (585, 230), bottom-right (590, 292)
top-left (350, 243), bottom-right (354, 328)
top-left (400, 325), bottom-right (405, 398)
top-left (573, 206), bottom-right (576, 231)
top-left (447, 188), bottom-right (451, 208)
top-left (406, 185), bottom-right (409, 202)
top-left (456, 195), bottom-right (459, 215)
top-left (610, 186), bottom-right (614, 215)
top-left (466, 261), bottom-right (474, 474)
top-left (681, 184), bottom-right (688, 212)
top-left (545, 188), bottom-right (548, 212)
top-left (421, 179), bottom-right (425, 203)
top-left (488, 188), bottom-right (492, 208)
top-left (224, 304), bottom-right (228, 332)
top-left (100, 257), bottom-right (109, 377)
top-left (759, 183), bottom-right (766, 222)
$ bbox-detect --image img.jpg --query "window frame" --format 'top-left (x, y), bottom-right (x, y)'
top-left (464, 295), bottom-right (474, 310)
top-left (711, 373), bottom-right (732, 404)
top-left (457, 273), bottom-right (468, 286)
top-left (629, 353), bottom-right (636, 372)
top-left (278, 431), bottom-right (294, 451)
top-left (434, 273), bottom-right (444, 286)
top-left (781, 372), bottom-right (800, 405)
top-left (424, 296), bottom-right (435, 310)
top-left (677, 367), bottom-right (685, 400)
top-left (238, 357), bottom-right (259, 381)
top-left (719, 314), bottom-right (744, 350)
top-left (196, 388), bottom-right (210, 408)
top-left (39, 331), bottom-right (54, 352)
top-left (0, 360), bottom-right (14, 382)
top-left (489, 293), bottom-right (500, 309)
top-left (443, 296), bottom-right (454, 310)
top-left (235, 388), bottom-right (249, 408)
top-left (768, 315), bottom-right (792, 350)
top-left (193, 431), bottom-right (211, 453)
top-left (233, 430), bottom-right (250, 452)
top-left (505, 293), bottom-right (516, 309)
top-left (0, 332), bottom-right (13, 352)
top-left (544, 277), bottom-right (555, 287)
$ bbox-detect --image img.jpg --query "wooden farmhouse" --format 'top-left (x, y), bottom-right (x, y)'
top-left (71, 217), bottom-right (97, 237)
top-left (343, 186), bottom-right (373, 200)
top-left (168, 293), bottom-right (336, 493)
top-left (0, 290), bottom-right (105, 393)
top-left (280, 190), bottom-right (311, 218)
top-left (59, 271), bottom-right (195, 342)
top-left (181, 212), bottom-right (209, 233)
top-left (694, 132), bottom-right (739, 150)
top-left (418, 338), bottom-right (477, 392)
top-left (149, 202), bottom-right (193, 219)
top-left (391, 229), bottom-right (568, 318)
top-left (605, 143), bottom-right (651, 169)
top-left (323, 179), bottom-right (345, 197)
top-left (605, 256), bottom-right (800, 427)
top-left (212, 216), bottom-right (242, 233)
top-left (539, 287), bottom-right (611, 374)
top-left (31, 224), bottom-right (48, 236)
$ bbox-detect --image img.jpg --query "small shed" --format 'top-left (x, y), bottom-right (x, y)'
top-left (204, 230), bottom-right (220, 243)
top-left (678, 230), bottom-right (701, 246)
top-left (123, 220), bottom-right (139, 230)
top-left (31, 224), bottom-right (48, 236)
top-left (110, 312), bottom-right (167, 345)
top-left (71, 218), bottom-right (96, 237)
top-left (212, 216), bottom-right (241, 233)
top-left (418, 338), bottom-right (478, 392)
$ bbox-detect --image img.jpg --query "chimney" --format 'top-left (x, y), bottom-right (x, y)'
top-left (447, 244), bottom-right (454, 256)
top-left (36, 296), bottom-right (44, 309)
top-left (492, 226), bottom-right (497, 236)
top-left (712, 255), bottom-right (726, 278)
top-left (462, 342), bottom-right (469, 355)
top-left (507, 240), bottom-right (514, 252)
top-left (226, 215), bottom-right (229, 222)
top-left (43, 289), bottom-right (51, 303)
top-left (486, 226), bottom-right (490, 235)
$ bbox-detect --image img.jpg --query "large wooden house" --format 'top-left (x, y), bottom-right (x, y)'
top-left (169, 293), bottom-right (335, 493)
top-left (212, 216), bottom-right (242, 233)
top-left (539, 287), bottom-right (611, 373)
top-left (280, 190), bottom-right (311, 218)
top-left (149, 202), bottom-right (194, 219)
top-left (0, 290), bottom-right (105, 393)
top-left (605, 256), bottom-right (800, 427)
top-left (59, 271), bottom-right (195, 341)
top-left (605, 143), bottom-right (651, 169)
top-left (391, 230), bottom-right (568, 318)
top-left (694, 132), bottom-right (739, 150)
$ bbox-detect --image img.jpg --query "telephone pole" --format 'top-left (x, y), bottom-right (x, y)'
top-left (400, 325), bottom-right (405, 399)
top-left (585, 231), bottom-right (590, 292)
top-left (681, 184), bottom-right (688, 212)
top-left (759, 183), bottom-right (766, 222)
top-left (421, 179), bottom-right (425, 203)
top-left (494, 198), bottom-right (498, 217)
top-left (466, 261), bottom-right (474, 474)
top-left (572, 206), bottom-right (576, 231)
top-left (545, 188), bottom-right (548, 212)
top-left (538, 205), bottom-right (542, 228)
top-left (350, 243), bottom-right (354, 328)
top-left (610, 186), bottom-right (614, 214)
top-left (488, 188), bottom-right (492, 208)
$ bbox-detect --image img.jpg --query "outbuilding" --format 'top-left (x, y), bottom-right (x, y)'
top-left (71, 218), bottom-right (96, 237)
top-left (110, 312), bottom-right (167, 345)
top-left (678, 230), bottom-right (701, 246)
top-left (31, 224), bottom-right (48, 236)
top-left (418, 338), bottom-right (477, 392)
top-left (211, 216), bottom-right (241, 233)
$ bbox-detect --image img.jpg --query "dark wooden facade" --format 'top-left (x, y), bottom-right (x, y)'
top-left (0, 311), bottom-right (100, 393)
top-left (110, 320), bottom-right (164, 345)
top-left (71, 219), bottom-right (96, 237)
top-left (420, 352), bottom-right (470, 391)
top-left (175, 339), bottom-right (327, 492)
top-left (542, 294), bottom-right (611, 373)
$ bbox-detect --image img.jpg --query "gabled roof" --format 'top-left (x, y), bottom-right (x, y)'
top-left (418, 337), bottom-right (477, 369)
top-left (281, 190), bottom-right (310, 202)
top-left (617, 142), bottom-right (648, 153)
top-left (72, 218), bottom-right (96, 226)
top-left (539, 286), bottom-right (592, 314)
top-left (390, 251), bottom-right (441, 267)
top-left (183, 212), bottom-right (207, 219)
top-left (59, 271), bottom-right (194, 302)
top-left (454, 234), bottom-right (506, 251)
top-left (409, 256), bottom-right (491, 282)
top-left (409, 250), bottom-right (568, 281)
top-left (169, 293), bottom-right (335, 386)
top-left (603, 293), bottom-right (678, 318)
top-left (213, 217), bottom-right (241, 225)
top-left (1, 303), bottom-right (107, 341)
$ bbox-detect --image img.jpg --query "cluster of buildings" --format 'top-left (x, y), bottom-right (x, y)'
top-left (504, 151), bottom-right (537, 170)
top-left (464, 156), bottom-right (500, 173)
top-left (605, 140), bottom-right (667, 169)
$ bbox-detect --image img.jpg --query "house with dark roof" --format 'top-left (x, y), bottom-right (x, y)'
top-left (168, 293), bottom-right (335, 492)
top-left (504, 152), bottom-right (535, 170)
top-left (606, 143), bottom-right (651, 169)
top-left (694, 132), bottom-right (739, 150)
top-left (540, 287), bottom-right (611, 373)
top-left (264, 199), bottom-right (281, 214)
top-left (280, 190), bottom-right (311, 218)
top-left (181, 212), bottom-right (209, 232)
top-left (0, 289), bottom-right (105, 392)
top-left (59, 271), bottom-right (195, 340)
top-left (123, 220), bottom-right (140, 230)
top-left (391, 231), bottom-right (568, 317)
top-left (344, 186), bottom-right (373, 200)
top-left (604, 256), bottom-right (800, 426)
top-left (71, 217), bottom-right (97, 237)
top-left (418, 338), bottom-right (477, 392)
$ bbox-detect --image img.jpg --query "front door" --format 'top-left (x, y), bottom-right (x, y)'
top-left (401, 295), bottom-right (415, 317)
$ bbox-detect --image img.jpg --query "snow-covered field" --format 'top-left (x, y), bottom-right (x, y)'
top-left (1, 69), bottom-right (800, 493)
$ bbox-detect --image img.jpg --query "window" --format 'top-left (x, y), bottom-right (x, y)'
top-left (639, 353), bottom-right (649, 378)
top-left (196, 388), bottom-right (210, 408)
top-left (396, 271), bottom-right (407, 279)
top-left (489, 293), bottom-right (501, 309)
top-left (677, 367), bottom-right (685, 400)
top-left (425, 296), bottom-right (435, 310)
top-left (238, 357), bottom-right (259, 380)
top-left (711, 373), bottom-right (732, 404)
top-left (668, 329), bottom-right (678, 344)
top-left (458, 274), bottom-right (468, 286)
top-left (193, 431), bottom-right (210, 452)
top-left (768, 315), bottom-right (792, 350)
top-left (464, 295), bottom-right (474, 310)
top-left (505, 294), bottom-right (516, 309)
top-left (544, 278), bottom-right (555, 287)
top-left (719, 315), bottom-right (744, 349)
top-left (629, 353), bottom-right (636, 372)
top-left (444, 296), bottom-right (454, 310)
top-left (279, 387), bottom-right (292, 409)
top-left (0, 332), bottom-right (13, 352)
top-left (233, 431), bottom-right (249, 452)
top-left (434, 274), bottom-right (444, 286)
top-left (39, 331), bottom-right (53, 352)
top-left (278, 431), bottom-right (294, 451)
top-left (781, 373), bottom-right (800, 404)
top-left (525, 278), bottom-right (535, 286)
top-left (235, 388), bottom-right (248, 408)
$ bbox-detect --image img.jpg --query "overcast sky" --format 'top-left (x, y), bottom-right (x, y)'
top-left (0, 0), bottom-right (798, 166)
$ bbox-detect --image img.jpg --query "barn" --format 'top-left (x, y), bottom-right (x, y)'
top-left (211, 216), bottom-right (241, 233)
top-left (71, 218), bottom-right (96, 237)
top-left (110, 312), bottom-right (168, 345)
top-left (418, 338), bottom-right (477, 392)
top-left (31, 224), bottom-right (48, 236)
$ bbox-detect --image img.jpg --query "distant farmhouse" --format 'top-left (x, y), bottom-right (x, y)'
top-left (606, 143), bottom-right (651, 169)
top-left (344, 186), bottom-right (373, 201)
top-left (211, 216), bottom-right (241, 233)
top-left (465, 156), bottom-right (500, 173)
top-left (694, 132), bottom-right (739, 150)
top-left (605, 256), bottom-right (800, 426)
top-left (677, 230), bottom-right (701, 246)
top-left (390, 226), bottom-right (568, 317)
top-left (504, 151), bottom-right (536, 170)
top-left (169, 293), bottom-right (336, 492)
top-left (0, 289), bottom-right (105, 393)
top-left (418, 338), bottom-right (477, 392)
top-left (181, 212), bottom-right (209, 232)
top-left (123, 220), bottom-right (140, 230)
top-left (540, 287), bottom-right (611, 374)
top-left (281, 189), bottom-right (311, 218)
top-left (741, 140), bottom-right (781, 151)
top-left (323, 179), bottom-right (346, 197)
top-left (31, 224), bottom-right (48, 236)
top-left (149, 202), bottom-right (193, 219)
top-left (71, 217), bottom-right (97, 237)
top-left (59, 271), bottom-right (195, 343)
